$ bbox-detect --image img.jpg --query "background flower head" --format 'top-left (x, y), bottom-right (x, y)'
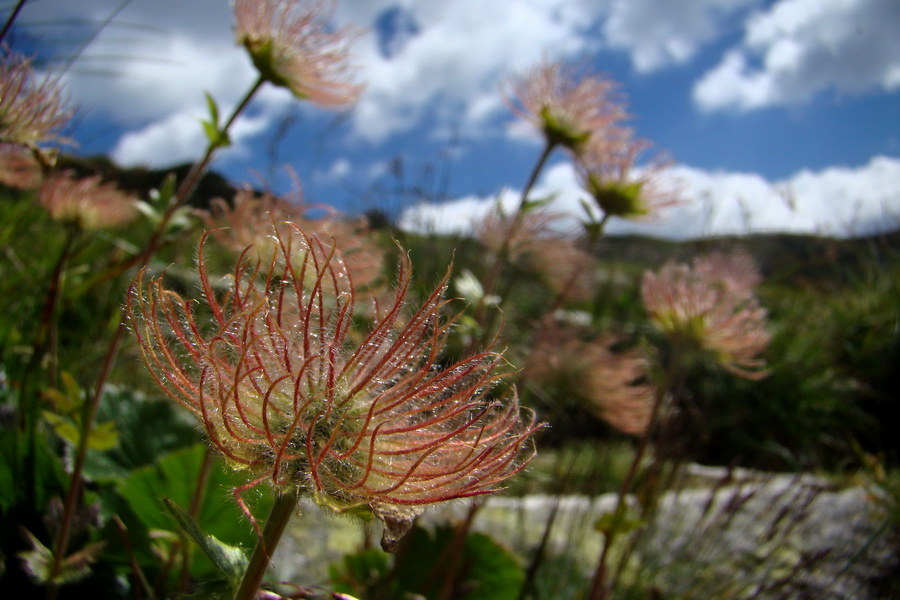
top-left (524, 323), bottom-right (654, 436)
top-left (641, 251), bottom-right (770, 379)
top-left (506, 60), bottom-right (625, 155)
top-left (577, 131), bottom-right (681, 221)
top-left (0, 52), bottom-right (72, 161)
top-left (234, 0), bottom-right (363, 106)
top-left (39, 172), bottom-right (138, 230)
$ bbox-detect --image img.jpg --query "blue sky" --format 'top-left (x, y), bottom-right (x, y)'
top-left (12, 0), bottom-right (900, 238)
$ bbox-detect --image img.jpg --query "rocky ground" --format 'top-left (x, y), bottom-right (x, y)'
top-left (275, 466), bottom-right (899, 598)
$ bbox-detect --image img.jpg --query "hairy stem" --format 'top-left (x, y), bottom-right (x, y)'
top-left (233, 489), bottom-right (300, 600)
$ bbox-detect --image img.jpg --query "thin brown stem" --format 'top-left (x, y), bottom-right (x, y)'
top-left (586, 352), bottom-right (681, 600)
top-left (45, 78), bottom-right (265, 600)
top-left (470, 140), bottom-right (557, 352)
top-left (114, 515), bottom-right (156, 600)
top-left (0, 0), bottom-right (29, 45)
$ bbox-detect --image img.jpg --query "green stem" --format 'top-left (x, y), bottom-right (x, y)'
top-left (19, 226), bottom-right (77, 521)
top-left (45, 78), bottom-right (265, 600)
top-left (471, 139), bottom-right (557, 351)
top-left (586, 351), bottom-right (682, 600)
top-left (233, 489), bottom-right (300, 600)
top-left (178, 447), bottom-right (216, 595)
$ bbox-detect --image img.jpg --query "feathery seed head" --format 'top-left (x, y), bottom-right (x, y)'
top-left (127, 222), bottom-right (540, 550)
top-left (507, 61), bottom-right (625, 155)
top-left (39, 172), bottom-right (138, 230)
top-left (641, 251), bottom-right (770, 379)
top-left (233, 0), bottom-right (363, 106)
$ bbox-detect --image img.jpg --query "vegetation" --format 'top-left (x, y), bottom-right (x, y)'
top-left (1, 1), bottom-right (897, 598)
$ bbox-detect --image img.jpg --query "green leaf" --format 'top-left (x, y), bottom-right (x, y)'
top-left (0, 428), bottom-right (66, 513)
top-left (181, 579), bottom-right (235, 599)
top-left (86, 420), bottom-right (119, 451)
top-left (41, 410), bottom-right (80, 446)
top-left (579, 197), bottom-right (599, 222)
top-left (153, 173), bottom-right (178, 210)
top-left (18, 528), bottom-right (106, 585)
top-left (520, 194), bottom-right (554, 213)
top-left (116, 444), bottom-right (273, 580)
top-left (371, 525), bottom-right (525, 600)
top-left (164, 498), bottom-right (248, 591)
top-left (329, 548), bottom-right (390, 598)
top-left (201, 92), bottom-right (231, 149)
top-left (84, 387), bottom-right (198, 481)
top-left (205, 91), bottom-right (220, 126)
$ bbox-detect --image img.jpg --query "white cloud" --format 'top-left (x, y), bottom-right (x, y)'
top-left (399, 156), bottom-right (900, 239)
top-left (111, 111), bottom-right (206, 167)
top-left (23, 0), bottom-right (613, 157)
top-left (602, 0), bottom-right (761, 72)
top-left (313, 157), bottom-right (353, 185)
top-left (397, 190), bottom-right (518, 236)
top-left (341, 1), bottom-right (603, 143)
top-left (694, 0), bottom-right (900, 111)
top-left (111, 105), bottom-right (270, 168)
top-left (23, 0), bottom-right (249, 123)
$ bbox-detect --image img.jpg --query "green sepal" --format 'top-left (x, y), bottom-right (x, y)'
top-left (540, 105), bottom-right (591, 152)
top-left (594, 507), bottom-right (645, 537)
top-left (164, 498), bottom-right (248, 592)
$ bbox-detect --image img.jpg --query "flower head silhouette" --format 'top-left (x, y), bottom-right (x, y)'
top-left (641, 251), bottom-right (770, 379)
top-left (506, 60), bottom-right (625, 155)
top-left (128, 222), bottom-right (538, 550)
top-left (39, 172), bottom-right (137, 230)
top-left (0, 52), bottom-right (72, 164)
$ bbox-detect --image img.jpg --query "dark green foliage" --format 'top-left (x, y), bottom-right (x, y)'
top-left (331, 524), bottom-right (525, 600)
top-left (115, 443), bottom-right (274, 583)
top-left (84, 387), bottom-right (200, 481)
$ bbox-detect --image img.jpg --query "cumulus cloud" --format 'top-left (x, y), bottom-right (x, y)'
top-left (111, 105), bottom-right (271, 168)
top-left (694, 0), bottom-right (900, 111)
top-left (23, 0), bottom-right (249, 123)
top-left (603, 0), bottom-right (761, 72)
top-left (339, 1), bottom-right (603, 143)
top-left (399, 156), bottom-right (900, 239)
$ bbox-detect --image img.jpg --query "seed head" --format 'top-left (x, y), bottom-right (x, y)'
top-left (234, 0), bottom-right (363, 106)
top-left (576, 131), bottom-right (680, 221)
top-left (475, 206), bottom-right (595, 302)
top-left (0, 53), bottom-right (72, 161)
top-left (128, 222), bottom-right (539, 550)
top-left (506, 60), bottom-right (625, 155)
top-left (641, 252), bottom-right (770, 379)
top-left (205, 187), bottom-right (387, 299)
top-left (0, 144), bottom-right (40, 189)
top-left (39, 172), bottom-right (138, 230)
top-left (525, 324), bottom-right (653, 436)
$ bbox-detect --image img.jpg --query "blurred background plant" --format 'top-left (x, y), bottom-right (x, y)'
top-left (0, 0), bottom-right (897, 598)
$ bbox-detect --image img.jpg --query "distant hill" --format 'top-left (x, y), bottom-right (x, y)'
top-left (56, 154), bottom-right (236, 209)
top-left (54, 153), bottom-right (900, 289)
